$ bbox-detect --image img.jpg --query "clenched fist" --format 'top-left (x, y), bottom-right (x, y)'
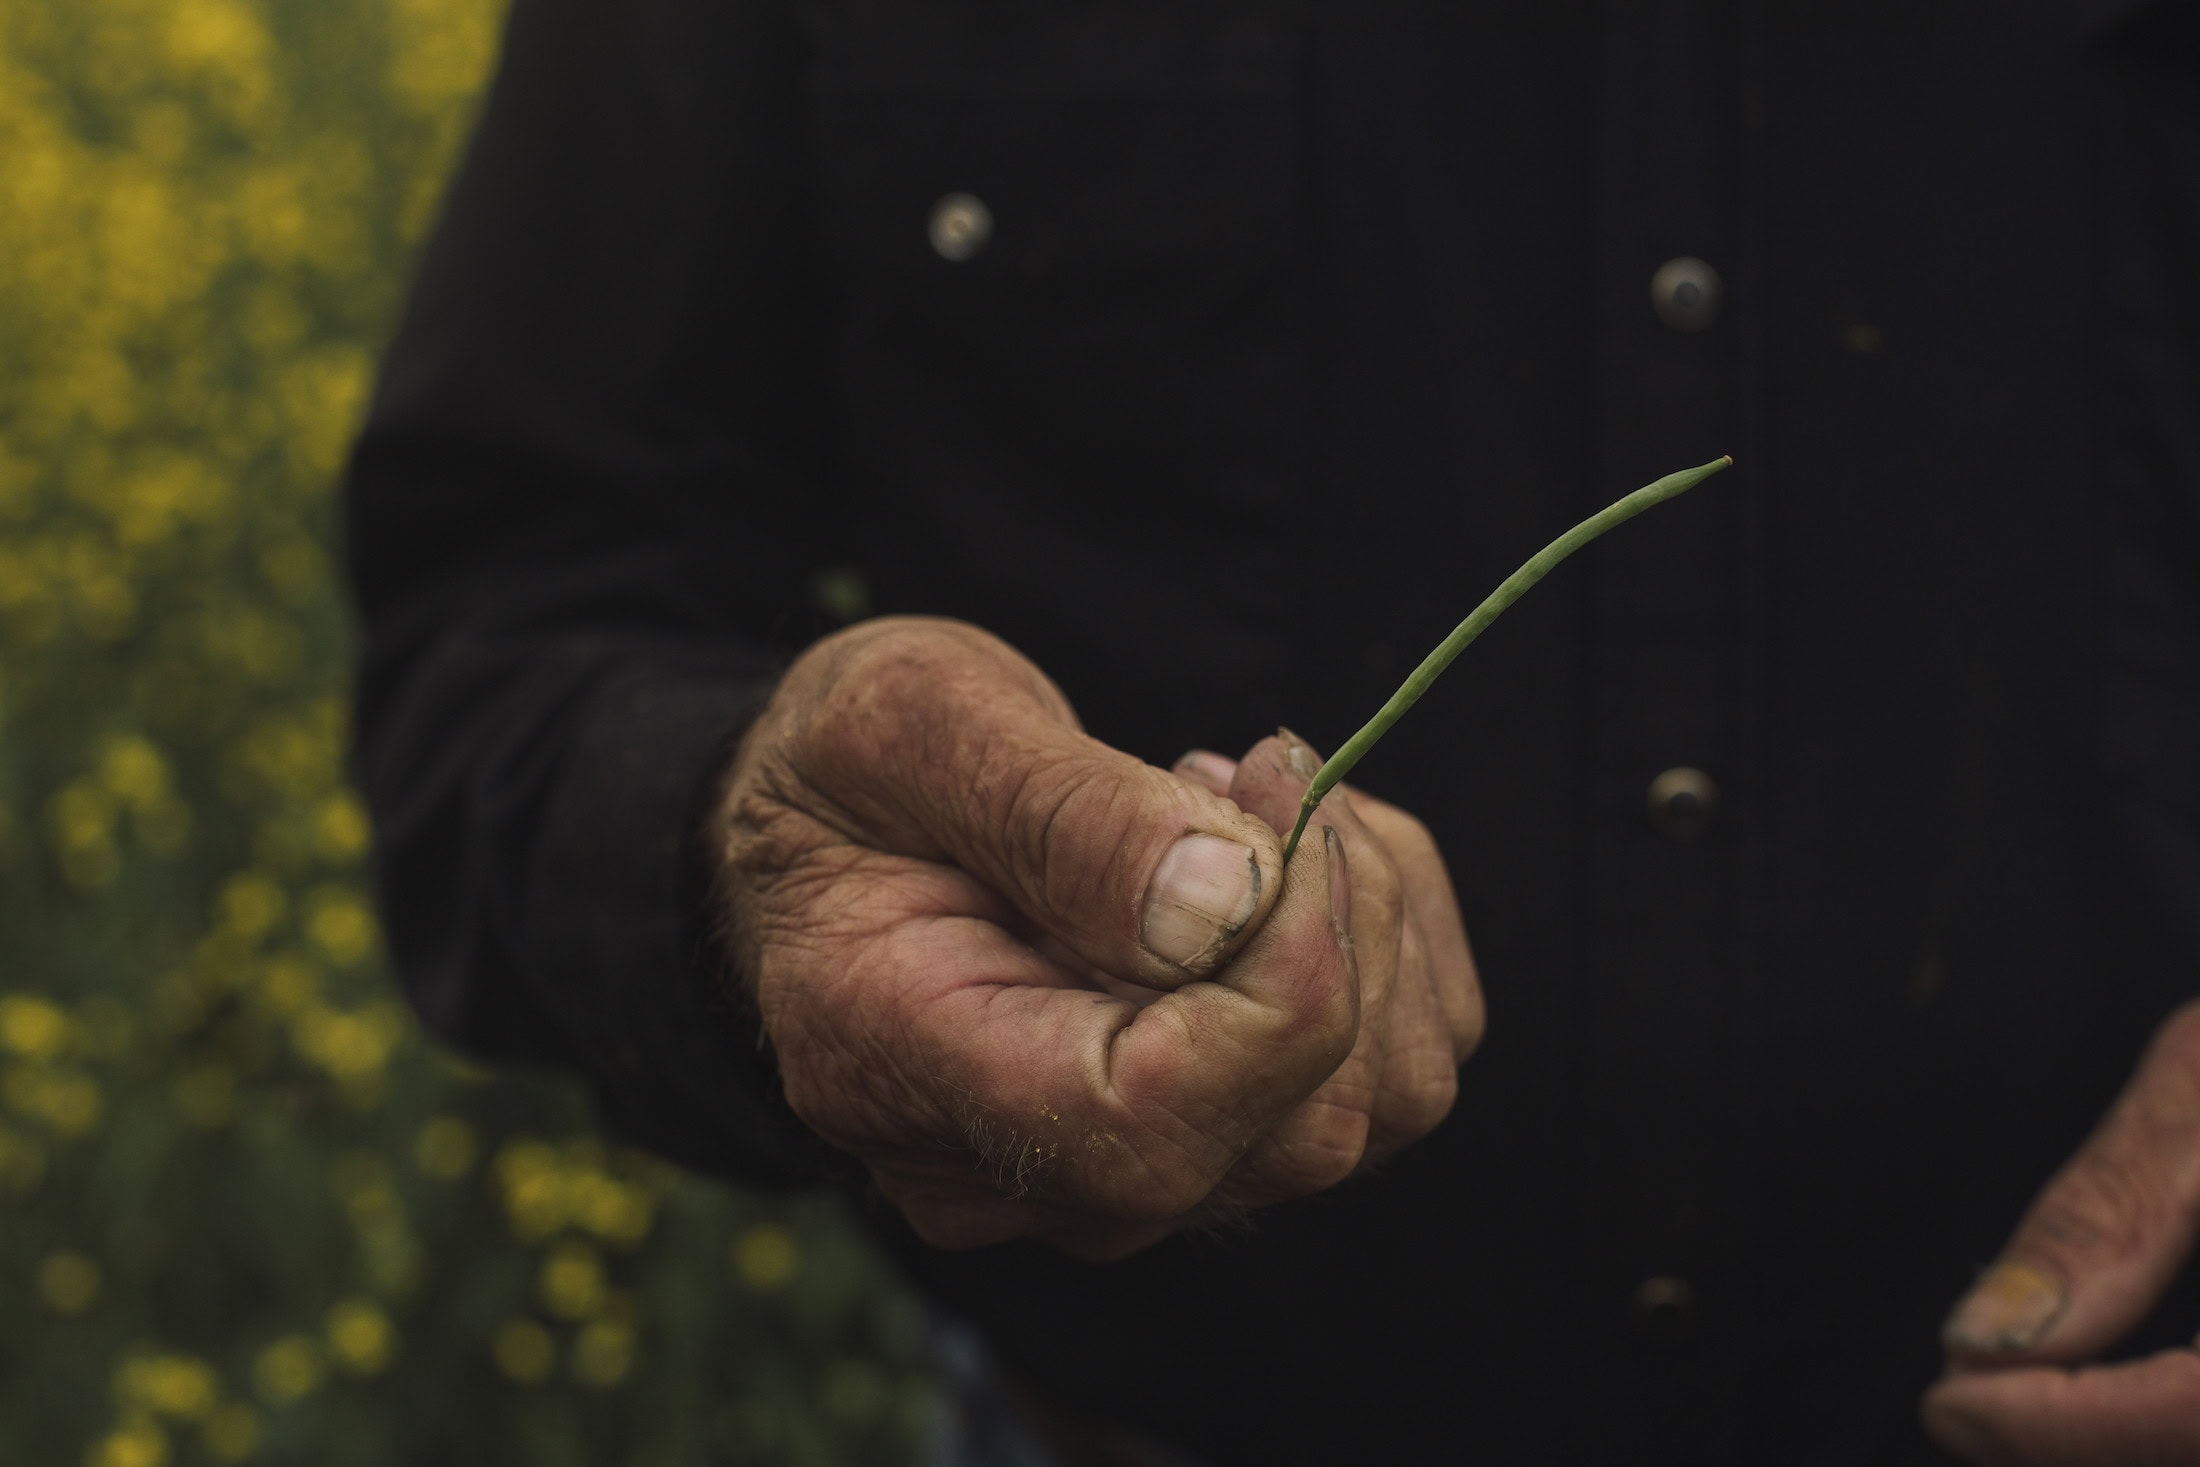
top-left (709, 617), bottom-right (1483, 1261)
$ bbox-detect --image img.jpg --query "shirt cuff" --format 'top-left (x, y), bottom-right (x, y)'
top-left (521, 666), bottom-right (849, 1187)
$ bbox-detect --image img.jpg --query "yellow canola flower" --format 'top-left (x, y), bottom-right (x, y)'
top-left (494, 1139), bottom-right (566, 1241)
top-left (0, 993), bottom-right (69, 1059)
top-left (732, 1224), bottom-right (800, 1292)
top-left (216, 872), bottom-right (287, 941)
top-left (256, 955), bottom-right (315, 1017)
top-left (5, 1063), bottom-right (104, 1137)
top-left (251, 1335), bottom-right (322, 1404)
top-left (278, 348), bottom-right (373, 476)
top-left (50, 780), bottom-right (117, 852)
top-left (38, 1251), bottom-right (102, 1313)
top-left (325, 1299), bottom-right (395, 1375)
top-left (45, 1070), bottom-right (103, 1137)
top-left (115, 1353), bottom-right (218, 1420)
top-left (570, 1317), bottom-right (636, 1390)
top-left (538, 1240), bottom-right (607, 1321)
top-left (413, 1116), bottom-right (477, 1180)
top-left (313, 791), bottom-right (370, 861)
top-left (199, 1403), bottom-right (258, 1463)
top-left (291, 1002), bottom-right (404, 1080)
top-left (99, 737), bottom-right (169, 809)
top-left (575, 1174), bottom-right (655, 1249)
top-left (491, 1319), bottom-right (555, 1386)
top-left (305, 890), bottom-right (376, 966)
top-left (86, 1417), bottom-right (168, 1467)
top-left (386, 0), bottom-right (503, 116)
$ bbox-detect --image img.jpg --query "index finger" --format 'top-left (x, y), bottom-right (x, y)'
top-left (853, 828), bottom-right (1359, 1227)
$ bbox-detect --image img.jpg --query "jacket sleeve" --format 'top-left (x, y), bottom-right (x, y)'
top-left (342, 0), bottom-right (846, 1185)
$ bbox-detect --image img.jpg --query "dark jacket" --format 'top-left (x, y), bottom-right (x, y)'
top-left (344, 1), bottom-right (2200, 1461)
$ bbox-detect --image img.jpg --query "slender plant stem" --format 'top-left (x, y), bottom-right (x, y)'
top-left (1280, 455), bottom-right (1733, 864)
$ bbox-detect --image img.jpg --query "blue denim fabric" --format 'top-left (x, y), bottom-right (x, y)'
top-left (919, 1317), bottom-right (1069, 1467)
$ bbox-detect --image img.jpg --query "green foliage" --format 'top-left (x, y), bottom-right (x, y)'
top-left (0, 1), bottom-right (935, 1462)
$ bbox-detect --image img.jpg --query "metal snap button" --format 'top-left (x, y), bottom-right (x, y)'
top-left (929, 192), bottom-right (994, 263)
top-left (1632, 1275), bottom-right (1700, 1345)
top-left (1650, 256), bottom-right (1722, 332)
top-left (1646, 766), bottom-right (1719, 841)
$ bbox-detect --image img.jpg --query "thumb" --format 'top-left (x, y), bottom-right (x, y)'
top-left (794, 621), bottom-right (1286, 990)
top-left (1944, 1002), bottom-right (2200, 1364)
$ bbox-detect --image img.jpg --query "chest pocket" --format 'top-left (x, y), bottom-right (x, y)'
top-left (799, 3), bottom-right (1311, 530)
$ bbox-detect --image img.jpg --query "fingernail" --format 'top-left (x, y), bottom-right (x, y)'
top-left (1173, 750), bottom-right (1237, 792)
top-left (1141, 834), bottom-right (1262, 972)
top-left (1943, 1260), bottom-right (2066, 1354)
top-left (1276, 727), bottom-right (1320, 783)
top-left (1324, 825), bottom-right (1356, 969)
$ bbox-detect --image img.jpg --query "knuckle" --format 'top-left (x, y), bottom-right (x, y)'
top-left (1104, 1157), bottom-right (1218, 1224)
top-left (1272, 1097), bottom-right (1373, 1195)
top-left (2029, 1153), bottom-right (2172, 1266)
top-left (1358, 842), bottom-right (1407, 935)
top-left (1287, 961), bottom-right (1362, 1075)
top-left (1386, 1056), bottom-right (1460, 1142)
top-left (994, 748), bottom-right (1124, 900)
top-left (1386, 807), bottom-right (1441, 860)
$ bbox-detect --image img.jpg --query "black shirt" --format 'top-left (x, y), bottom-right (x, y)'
top-left (344, 2), bottom-right (2200, 1461)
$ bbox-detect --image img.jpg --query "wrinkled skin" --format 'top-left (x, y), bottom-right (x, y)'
top-left (1926, 999), bottom-right (2200, 1464)
top-left (712, 616), bottom-right (1483, 1261)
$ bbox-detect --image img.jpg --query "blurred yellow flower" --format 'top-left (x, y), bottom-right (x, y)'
top-left (312, 791), bottom-right (370, 861)
top-left (50, 779), bottom-right (120, 887)
top-left (255, 954), bottom-right (315, 1016)
top-left (576, 1174), bottom-right (655, 1249)
top-left (387, 0), bottom-right (501, 116)
top-left (199, 1403), bottom-right (258, 1463)
top-left (46, 1071), bottom-right (104, 1137)
top-left (86, 1417), bottom-right (169, 1467)
top-left (538, 1240), bottom-right (606, 1321)
top-left (325, 1299), bottom-right (395, 1375)
top-left (215, 872), bottom-right (287, 941)
top-left (251, 1335), bottom-right (322, 1404)
top-left (732, 1224), bottom-right (800, 1292)
top-left (37, 1250), bottom-right (102, 1313)
top-left (291, 1002), bottom-right (392, 1078)
top-left (115, 1352), bottom-right (218, 1420)
top-left (494, 1139), bottom-right (565, 1241)
top-left (100, 736), bottom-right (170, 808)
top-left (414, 1116), bottom-right (478, 1180)
top-left (5, 1063), bottom-right (104, 1137)
top-left (304, 889), bottom-right (376, 966)
top-left (570, 1317), bottom-right (635, 1390)
top-left (0, 993), bottom-right (70, 1059)
top-left (491, 1319), bottom-right (555, 1386)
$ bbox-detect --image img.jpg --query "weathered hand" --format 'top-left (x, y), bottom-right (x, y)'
top-left (1924, 1001), bottom-right (2200, 1463)
top-left (712, 616), bottom-right (1483, 1261)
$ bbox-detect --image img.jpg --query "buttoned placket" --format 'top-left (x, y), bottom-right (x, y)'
top-left (1577, 0), bottom-right (1752, 1450)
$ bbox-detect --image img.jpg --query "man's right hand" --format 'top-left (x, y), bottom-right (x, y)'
top-left (711, 616), bottom-right (1483, 1261)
